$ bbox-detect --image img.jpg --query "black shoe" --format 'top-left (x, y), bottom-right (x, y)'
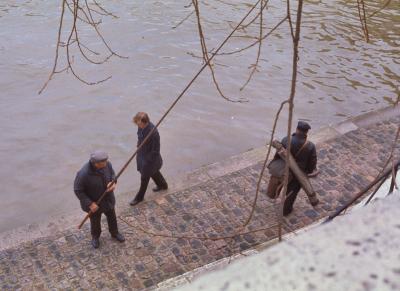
top-left (91, 237), bottom-right (100, 249)
top-left (130, 198), bottom-right (143, 206)
top-left (112, 233), bottom-right (125, 243)
top-left (152, 185), bottom-right (168, 192)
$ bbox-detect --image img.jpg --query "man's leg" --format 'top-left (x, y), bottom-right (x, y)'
top-left (151, 171), bottom-right (168, 190)
top-left (89, 211), bottom-right (102, 248)
top-left (134, 175), bottom-right (151, 202)
top-left (283, 179), bottom-right (301, 216)
top-left (104, 208), bottom-right (119, 237)
top-left (90, 211), bottom-right (102, 238)
top-left (102, 208), bottom-right (125, 242)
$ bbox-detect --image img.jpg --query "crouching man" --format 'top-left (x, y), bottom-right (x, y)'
top-left (74, 151), bottom-right (125, 249)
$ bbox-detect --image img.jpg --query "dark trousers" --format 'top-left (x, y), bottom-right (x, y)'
top-left (90, 208), bottom-right (119, 238)
top-left (135, 171), bottom-right (167, 201)
top-left (283, 178), bottom-right (301, 215)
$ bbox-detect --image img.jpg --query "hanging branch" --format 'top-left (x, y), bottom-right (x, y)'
top-left (38, 0), bottom-right (67, 94)
top-left (240, 0), bottom-right (266, 91)
top-left (243, 100), bottom-right (289, 226)
top-left (286, 0), bottom-right (295, 41)
top-left (65, 0), bottom-right (112, 85)
top-left (39, 0), bottom-right (126, 94)
top-left (83, 0), bottom-right (127, 59)
top-left (92, 0), bottom-right (118, 18)
top-left (278, 0), bottom-right (304, 241)
top-left (172, 10), bottom-right (195, 29)
top-left (191, 0), bottom-right (247, 103)
top-left (217, 16), bottom-right (288, 56)
top-left (368, 0), bottom-right (392, 18)
top-left (356, 0), bottom-right (370, 42)
top-left (236, 0), bottom-right (301, 227)
top-left (66, 0), bottom-right (99, 25)
top-left (235, 0), bottom-right (269, 32)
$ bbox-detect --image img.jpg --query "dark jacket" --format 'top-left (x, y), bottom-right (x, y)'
top-left (136, 122), bottom-right (163, 177)
top-left (275, 132), bottom-right (317, 174)
top-left (74, 161), bottom-right (116, 212)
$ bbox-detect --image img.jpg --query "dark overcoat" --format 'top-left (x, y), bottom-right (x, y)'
top-left (136, 122), bottom-right (163, 177)
top-left (275, 132), bottom-right (317, 174)
top-left (74, 161), bottom-right (116, 212)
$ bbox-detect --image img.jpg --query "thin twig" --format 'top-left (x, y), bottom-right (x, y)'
top-left (286, 0), bottom-right (295, 41)
top-left (120, 215), bottom-right (279, 242)
top-left (217, 16), bottom-right (288, 56)
top-left (192, 0), bottom-right (247, 103)
top-left (240, 0), bottom-right (266, 91)
top-left (367, 0), bottom-right (392, 18)
top-left (356, 0), bottom-right (369, 42)
top-left (92, 0), bottom-right (118, 18)
top-left (172, 10), bottom-right (195, 29)
top-left (38, 0), bottom-right (66, 94)
top-left (237, 0), bottom-right (269, 31)
top-left (39, 0), bottom-right (125, 93)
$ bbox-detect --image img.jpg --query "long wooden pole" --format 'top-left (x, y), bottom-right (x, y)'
top-left (77, 0), bottom-right (263, 229)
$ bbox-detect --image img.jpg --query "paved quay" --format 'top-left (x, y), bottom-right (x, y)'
top-left (176, 191), bottom-right (400, 291)
top-left (0, 107), bottom-right (399, 290)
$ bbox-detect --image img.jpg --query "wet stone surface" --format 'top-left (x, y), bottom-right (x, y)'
top-left (0, 116), bottom-right (399, 290)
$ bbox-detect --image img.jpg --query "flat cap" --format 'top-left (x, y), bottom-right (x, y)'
top-left (90, 150), bottom-right (109, 163)
top-left (297, 121), bottom-right (311, 132)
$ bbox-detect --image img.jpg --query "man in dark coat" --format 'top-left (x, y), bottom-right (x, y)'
top-left (130, 112), bottom-right (168, 206)
top-left (74, 151), bottom-right (125, 248)
top-left (275, 121), bottom-right (318, 216)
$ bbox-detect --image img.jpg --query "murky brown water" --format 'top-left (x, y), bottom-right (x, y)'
top-left (0, 0), bottom-right (398, 232)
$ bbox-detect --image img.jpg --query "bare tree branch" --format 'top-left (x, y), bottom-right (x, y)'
top-left (278, 0), bottom-right (304, 241)
top-left (192, 0), bottom-right (248, 103)
top-left (240, 0), bottom-right (267, 91)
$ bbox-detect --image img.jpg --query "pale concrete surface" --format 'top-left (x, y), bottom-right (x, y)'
top-left (175, 191), bottom-right (400, 291)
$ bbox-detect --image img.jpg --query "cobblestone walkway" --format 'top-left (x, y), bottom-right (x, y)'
top-left (1, 116), bottom-right (399, 290)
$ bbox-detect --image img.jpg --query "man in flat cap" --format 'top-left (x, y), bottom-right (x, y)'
top-left (130, 112), bottom-right (168, 206)
top-left (74, 151), bottom-right (125, 248)
top-left (270, 121), bottom-right (318, 215)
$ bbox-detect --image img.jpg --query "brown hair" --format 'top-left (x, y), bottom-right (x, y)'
top-left (133, 112), bottom-right (150, 125)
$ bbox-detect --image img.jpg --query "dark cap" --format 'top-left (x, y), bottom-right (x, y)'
top-left (297, 121), bottom-right (311, 132)
top-left (90, 151), bottom-right (109, 163)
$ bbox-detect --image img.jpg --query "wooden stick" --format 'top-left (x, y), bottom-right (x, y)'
top-left (271, 140), bottom-right (319, 205)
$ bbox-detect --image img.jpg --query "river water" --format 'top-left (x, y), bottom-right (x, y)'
top-left (0, 0), bottom-right (398, 232)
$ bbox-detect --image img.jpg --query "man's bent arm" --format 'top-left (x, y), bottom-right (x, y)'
top-left (74, 172), bottom-right (93, 209)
